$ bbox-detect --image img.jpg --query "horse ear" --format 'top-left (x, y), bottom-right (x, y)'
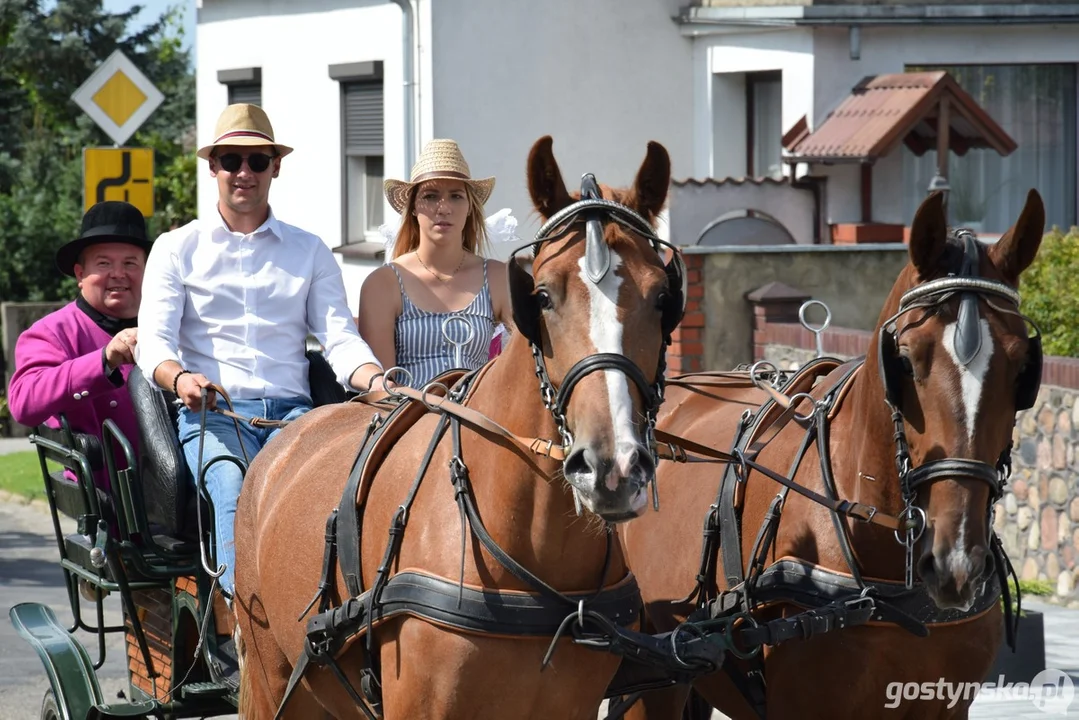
top-left (527, 135), bottom-right (572, 220)
top-left (989, 188), bottom-right (1045, 285)
top-left (909, 190), bottom-right (949, 279)
top-left (625, 141), bottom-right (671, 223)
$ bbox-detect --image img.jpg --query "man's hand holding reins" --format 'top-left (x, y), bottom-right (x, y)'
top-left (152, 360), bottom-right (218, 412)
top-left (175, 372), bottom-right (217, 412)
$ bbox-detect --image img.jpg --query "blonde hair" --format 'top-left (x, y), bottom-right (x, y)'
top-left (392, 184), bottom-right (489, 260)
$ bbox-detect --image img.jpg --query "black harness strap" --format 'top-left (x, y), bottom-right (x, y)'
top-left (338, 406), bottom-right (404, 598)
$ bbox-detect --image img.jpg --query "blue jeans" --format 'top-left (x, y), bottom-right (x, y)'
top-left (177, 397), bottom-right (311, 595)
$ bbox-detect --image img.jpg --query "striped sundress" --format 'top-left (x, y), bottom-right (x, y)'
top-left (388, 260), bottom-right (497, 389)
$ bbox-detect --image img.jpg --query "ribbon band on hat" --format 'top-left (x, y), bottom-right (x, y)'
top-left (197, 104), bottom-right (293, 161)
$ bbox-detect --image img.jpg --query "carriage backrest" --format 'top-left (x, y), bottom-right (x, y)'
top-left (127, 351), bottom-right (349, 537)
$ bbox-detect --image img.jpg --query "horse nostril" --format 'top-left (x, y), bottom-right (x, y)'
top-left (564, 448), bottom-right (595, 479)
top-left (968, 546), bottom-right (989, 582)
top-left (917, 552), bottom-right (937, 583)
top-left (981, 547), bottom-right (996, 579)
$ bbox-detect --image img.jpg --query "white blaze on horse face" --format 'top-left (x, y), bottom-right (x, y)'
top-left (941, 318), bottom-right (994, 446)
top-left (578, 251), bottom-right (638, 491)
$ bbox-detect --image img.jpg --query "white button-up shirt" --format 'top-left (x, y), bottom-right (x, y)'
top-left (137, 210), bottom-right (380, 400)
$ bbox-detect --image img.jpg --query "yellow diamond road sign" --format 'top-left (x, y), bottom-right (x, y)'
top-left (83, 148), bottom-right (154, 217)
top-left (72, 50), bottom-right (163, 146)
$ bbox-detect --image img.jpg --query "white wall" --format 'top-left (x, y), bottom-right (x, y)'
top-left (196, 0), bottom-right (411, 315)
top-left (691, 28), bottom-right (815, 182)
top-left (427, 0), bottom-right (695, 255)
top-left (810, 24), bottom-right (1079, 226)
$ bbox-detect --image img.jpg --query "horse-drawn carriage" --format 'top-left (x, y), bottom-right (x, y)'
top-left (10, 135), bottom-right (1043, 720)
top-left (9, 344), bottom-right (347, 720)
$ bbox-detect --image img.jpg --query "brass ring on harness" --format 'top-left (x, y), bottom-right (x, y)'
top-left (420, 381), bottom-right (451, 412)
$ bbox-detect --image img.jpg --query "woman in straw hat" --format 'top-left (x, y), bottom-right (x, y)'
top-left (357, 139), bottom-right (516, 389)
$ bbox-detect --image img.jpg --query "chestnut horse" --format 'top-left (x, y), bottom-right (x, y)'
top-left (617, 189), bottom-right (1045, 719)
top-left (231, 136), bottom-right (688, 719)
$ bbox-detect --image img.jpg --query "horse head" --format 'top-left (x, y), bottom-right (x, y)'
top-left (507, 135), bottom-right (685, 523)
top-left (872, 188), bottom-right (1044, 610)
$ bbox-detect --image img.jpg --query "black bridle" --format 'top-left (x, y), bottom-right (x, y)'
top-left (508, 174), bottom-right (687, 510)
top-left (877, 230), bottom-right (1042, 587)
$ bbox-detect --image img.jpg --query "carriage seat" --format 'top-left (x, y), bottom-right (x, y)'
top-left (32, 424), bottom-right (116, 527)
top-left (127, 351), bottom-right (350, 538)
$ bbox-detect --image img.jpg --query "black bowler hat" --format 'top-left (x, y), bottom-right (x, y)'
top-left (55, 201), bottom-right (153, 277)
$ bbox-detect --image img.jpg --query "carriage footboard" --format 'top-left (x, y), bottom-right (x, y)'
top-left (8, 602), bottom-right (156, 719)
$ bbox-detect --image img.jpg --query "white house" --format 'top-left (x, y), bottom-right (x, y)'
top-left (196, 0), bottom-right (1079, 312)
top-left (195, 0), bottom-right (696, 314)
top-left (682, 1), bottom-right (1079, 240)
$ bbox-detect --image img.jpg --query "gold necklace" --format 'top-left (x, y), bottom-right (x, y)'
top-left (417, 252), bottom-right (465, 282)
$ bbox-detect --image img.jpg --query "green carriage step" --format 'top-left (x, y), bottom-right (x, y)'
top-left (92, 699), bottom-right (159, 717)
top-left (181, 681), bottom-right (232, 699)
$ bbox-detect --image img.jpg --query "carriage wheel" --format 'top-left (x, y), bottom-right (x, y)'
top-left (40, 690), bottom-right (61, 720)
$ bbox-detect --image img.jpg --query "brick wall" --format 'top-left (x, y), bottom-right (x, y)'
top-left (668, 253), bottom-right (706, 374)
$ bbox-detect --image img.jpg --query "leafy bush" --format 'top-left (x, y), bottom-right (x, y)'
top-left (1021, 227), bottom-right (1079, 357)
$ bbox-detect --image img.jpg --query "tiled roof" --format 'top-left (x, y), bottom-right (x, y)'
top-left (784, 71), bottom-right (1017, 163)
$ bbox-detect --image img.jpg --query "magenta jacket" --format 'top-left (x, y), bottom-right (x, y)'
top-left (7, 301), bottom-right (140, 493)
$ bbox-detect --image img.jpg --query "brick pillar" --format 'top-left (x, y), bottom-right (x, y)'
top-left (744, 282), bottom-right (811, 360)
top-left (668, 254), bottom-right (705, 375)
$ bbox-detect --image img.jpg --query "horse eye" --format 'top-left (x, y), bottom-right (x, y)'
top-left (899, 355), bottom-right (914, 376)
top-left (655, 291), bottom-right (669, 310)
top-left (536, 289), bottom-right (553, 311)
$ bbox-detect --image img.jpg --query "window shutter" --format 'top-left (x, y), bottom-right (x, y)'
top-left (344, 81), bottom-right (383, 156)
top-left (228, 83), bottom-right (261, 106)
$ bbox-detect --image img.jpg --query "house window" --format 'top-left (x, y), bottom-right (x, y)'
top-left (218, 68), bottom-right (262, 107)
top-left (902, 64), bottom-right (1077, 233)
top-left (331, 62), bottom-right (385, 246)
top-left (747, 71), bottom-right (783, 179)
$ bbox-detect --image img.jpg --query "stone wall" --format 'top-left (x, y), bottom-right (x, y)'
top-left (2, 301), bottom-right (66, 437)
top-left (754, 312), bottom-right (1079, 606)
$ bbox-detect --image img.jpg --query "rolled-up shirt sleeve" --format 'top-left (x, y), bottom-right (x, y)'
top-left (307, 242), bottom-right (382, 387)
top-left (136, 232), bottom-right (185, 381)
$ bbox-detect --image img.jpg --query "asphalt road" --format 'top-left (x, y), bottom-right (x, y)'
top-left (0, 500), bottom-right (129, 720)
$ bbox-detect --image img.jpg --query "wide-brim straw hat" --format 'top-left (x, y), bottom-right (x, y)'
top-left (384, 139), bottom-right (495, 214)
top-left (196, 103), bottom-right (294, 161)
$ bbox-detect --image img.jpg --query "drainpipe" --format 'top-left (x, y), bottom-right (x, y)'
top-left (390, 0), bottom-right (416, 173)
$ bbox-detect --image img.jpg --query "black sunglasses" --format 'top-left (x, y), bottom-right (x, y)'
top-left (216, 152), bottom-right (275, 173)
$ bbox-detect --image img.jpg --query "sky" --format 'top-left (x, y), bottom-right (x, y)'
top-left (103, 0), bottom-right (197, 50)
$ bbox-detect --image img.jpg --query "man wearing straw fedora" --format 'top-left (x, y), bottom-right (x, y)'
top-left (136, 103), bottom-right (383, 597)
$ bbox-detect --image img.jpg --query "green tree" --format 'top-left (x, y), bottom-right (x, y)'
top-left (1022, 227), bottom-right (1079, 358)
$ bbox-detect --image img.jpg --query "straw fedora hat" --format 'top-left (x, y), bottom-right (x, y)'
top-left (384, 139), bottom-right (495, 214)
top-left (196, 104), bottom-right (294, 161)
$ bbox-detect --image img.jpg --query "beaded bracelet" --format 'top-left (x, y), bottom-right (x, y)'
top-left (172, 369), bottom-right (192, 396)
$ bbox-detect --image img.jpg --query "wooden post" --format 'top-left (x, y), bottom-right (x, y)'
top-left (937, 96), bottom-right (950, 178)
top-left (937, 96), bottom-right (950, 214)
top-left (861, 163), bottom-right (872, 223)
